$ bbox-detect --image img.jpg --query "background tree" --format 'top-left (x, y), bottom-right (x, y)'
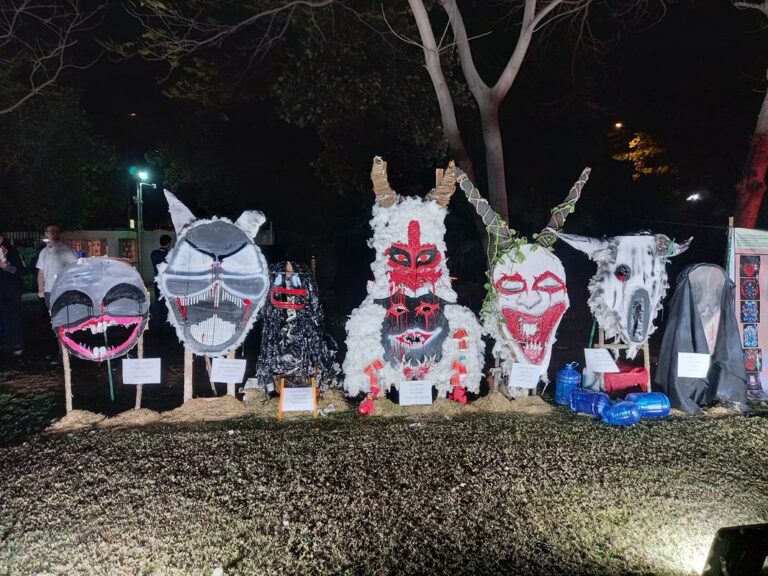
top-left (733, 0), bottom-right (768, 228)
top-left (0, 0), bottom-right (104, 114)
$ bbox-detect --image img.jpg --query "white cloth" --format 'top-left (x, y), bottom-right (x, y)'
top-left (37, 241), bottom-right (76, 292)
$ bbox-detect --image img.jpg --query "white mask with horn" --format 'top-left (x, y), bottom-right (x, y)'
top-left (156, 190), bottom-right (269, 356)
top-left (459, 168), bottom-right (590, 383)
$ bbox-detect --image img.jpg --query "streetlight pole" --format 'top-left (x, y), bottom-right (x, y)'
top-left (134, 169), bottom-right (155, 279)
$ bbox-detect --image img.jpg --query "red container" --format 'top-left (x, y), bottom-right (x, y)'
top-left (603, 361), bottom-right (649, 399)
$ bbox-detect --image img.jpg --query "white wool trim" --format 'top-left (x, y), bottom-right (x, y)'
top-left (367, 197), bottom-right (457, 301)
top-left (341, 300), bottom-right (387, 397)
top-left (435, 304), bottom-right (484, 395)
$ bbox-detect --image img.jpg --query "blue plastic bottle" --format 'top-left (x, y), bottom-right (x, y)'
top-left (601, 401), bottom-right (642, 426)
top-left (569, 389), bottom-right (611, 417)
top-left (555, 362), bottom-right (582, 406)
top-left (625, 392), bottom-right (671, 418)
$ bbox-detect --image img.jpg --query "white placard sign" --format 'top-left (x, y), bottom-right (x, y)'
top-left (677, 353), bottom-right (711, 378)
top-left (584, 348), bottom-right (620, 373)
top-left (210, 358), bottom-right (247, 384)
top-left (122, 358), bottom-right (161, 385)
top-left (510, 363), bottom-right (543, 389)
top-left (399, 380), bottom-right (434, 406)
top-left (281, 387), bottom-right (315, 412)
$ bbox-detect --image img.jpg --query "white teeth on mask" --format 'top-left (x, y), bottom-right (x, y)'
top-left (189, 317), bottom-right (237, 346)
top-left (522, 323), bottom-right (538, 337)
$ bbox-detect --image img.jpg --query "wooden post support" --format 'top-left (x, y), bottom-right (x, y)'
top-left (278, 377), bottom-right (285, 420)
top-left (312, 376), bottom-right (318, 419)
top-left (183, 347), bottom-right (194, 403)
top-left (594, 327), bottom-right (652, 392)
top-left (134, 336), bottom-right (144, 410)
top-left (62, 344), bottom-right (73, 413)
top-left (226, 349), bottom-right (236, 396)
top-left (204, 356), bottom-right (216, 393)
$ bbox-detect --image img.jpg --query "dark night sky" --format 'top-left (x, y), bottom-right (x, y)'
top-left (50, 0), bottom-right (768, 272)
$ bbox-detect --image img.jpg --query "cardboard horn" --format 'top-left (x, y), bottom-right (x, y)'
top-left (371, 156), bottom-right (398, 208)
top-left (426, 160), bottom-right (457, 207)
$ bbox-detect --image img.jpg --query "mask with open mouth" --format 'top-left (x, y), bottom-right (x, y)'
top-left (157, 191), bottom-right (269, 356)
top-left (343, 157), bottom-right (484, 401)
top-left (460, 168), bottom-right (589, 387)
top-left (559, 232), bottom-right (691, 357)
top-left (374, 292), bottom-right (449, 378)
top-left (49, 257), bottom-right (149, 361)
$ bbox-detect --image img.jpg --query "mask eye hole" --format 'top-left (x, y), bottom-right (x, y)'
top-left (615, 265), bottom-right (631, 282)
top-left (495, 274), bottom-right (526, 295)
top-left (387, 303), bottom-right (409, 318)
top-left (415, 301), bottom-right (440, 317)
top-left (389, 247), bottom-right (411, 267)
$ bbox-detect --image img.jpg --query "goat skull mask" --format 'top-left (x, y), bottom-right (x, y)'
top-left (50, 257), bottom-right (149, 361)
top-left (157, 191), bottom-right (269, 356)
top-left (559, 233), bottom-right (691, 351)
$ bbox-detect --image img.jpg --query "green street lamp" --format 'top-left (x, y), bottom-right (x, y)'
top-left (132, 168), bottom-right (156, 279)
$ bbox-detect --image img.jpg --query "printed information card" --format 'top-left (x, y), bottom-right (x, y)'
top-left (398, 381), bottom-right (434, 406)
top-left (122, 358), bottom-right (161, 385)
top-left (584, 348), bottom-right (620, 374)
top-left (210, 358), bottom-right (247, 384)
top-left (677, 352), bottom-right (711, 378)
top-left (510, 363), bottom-right (542, 389)
top-left (281, 387), bottom-right (316, 412)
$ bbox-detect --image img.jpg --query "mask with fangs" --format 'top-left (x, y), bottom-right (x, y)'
top-left (156, 190), bottom-right (269, 356)
top-left (49, 257), bottom-right (149, 361)
top-left (343, 157), bottom-right (484, 403)
top-left (459, 167), bottom-right (590, 390)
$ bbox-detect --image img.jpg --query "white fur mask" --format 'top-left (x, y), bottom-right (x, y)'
top-left (559, 232), bottom-right (691, 357)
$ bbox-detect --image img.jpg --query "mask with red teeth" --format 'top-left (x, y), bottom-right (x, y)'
top-left (49, 257), bottom-right (149, 361)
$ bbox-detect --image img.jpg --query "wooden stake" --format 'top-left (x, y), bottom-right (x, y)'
top-left (183, 347), bottom-right (193, 403)
top-left (226, 349), bottom-right (237, 396)
top-left (278, 377), bottom-right (285, 420)
top-left (134, 335), bottom-right (144, 410)
top-left (62, 344), bottom-right (73, 413)
top-left (312, 376), bottom-right (318, 419)
top-left (204, 356), bottom-right (216, 393)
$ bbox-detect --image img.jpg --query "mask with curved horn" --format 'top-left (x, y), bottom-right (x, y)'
top-left (371, 156), bottom-right (398, 208)
top-left (455, 167), bottom-right (516, 252)
top-left (537, 167), bottom-right (591, 248)
top-left (426, 161), bottom-right (457, 207)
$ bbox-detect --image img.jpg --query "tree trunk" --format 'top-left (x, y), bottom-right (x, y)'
top-left (735, 81), bottom-right (768, 228)
top-left (480, 99), bottom-right (508, 223)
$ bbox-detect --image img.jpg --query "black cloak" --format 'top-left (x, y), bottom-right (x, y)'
top-left (654, 264), bottom-right (748, 414)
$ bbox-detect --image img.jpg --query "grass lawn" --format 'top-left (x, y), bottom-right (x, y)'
top-left (1, 405), bottom-right (767, 576)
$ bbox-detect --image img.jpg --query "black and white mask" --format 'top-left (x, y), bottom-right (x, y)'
top-left (50, 257), bottom-right (149, 361)
top-left (157, 191), bottom-right (269, 356)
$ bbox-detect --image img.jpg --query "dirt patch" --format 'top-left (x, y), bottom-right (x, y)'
top-left (1, 373), bottom-right (60, 393)
top-left (162, 396), bottom-right (252, 423)
top-left (242, 387), bottom-right (353, 420)
top-left (368, 396), bottom-right (469, 418)
top-left (702, 405), bottom-right (739, 418)
top-left (48, 410), bottom-right (106, 432)
top-left (102, 408), bottom-right (162, 428)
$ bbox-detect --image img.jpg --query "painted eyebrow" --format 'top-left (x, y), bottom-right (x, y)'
top-left (104, 283), bottom-right (147, 304)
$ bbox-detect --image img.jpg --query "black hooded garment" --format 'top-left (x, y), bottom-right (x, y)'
top-left (654, 263), bottom-right (748, 415)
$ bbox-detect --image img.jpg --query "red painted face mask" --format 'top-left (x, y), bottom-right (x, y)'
top-left (386, 220), bottom-right (443, 293)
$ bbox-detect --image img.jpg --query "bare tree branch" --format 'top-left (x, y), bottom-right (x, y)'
top-left (734, 0), bottom-right (768, 16)
top-left (0, 0), bottom-right (104, 115)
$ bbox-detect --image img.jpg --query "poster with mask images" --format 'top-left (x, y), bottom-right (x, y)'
top-left (49, 257), bottom-right (149, 361)
top-left (342, 157), bottom-right (484, 414)
top-left (459, 168), bottom-right (589, 394)
top-left (156, 191), bottom-right (269, 357)
top-left (728, 226), bottom-right (768, 399)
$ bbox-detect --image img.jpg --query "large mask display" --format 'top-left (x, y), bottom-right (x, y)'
top-left (459, 168), bottom-right (589, 391)
top-left (343, 157), bottom-right (484, 412)
top-left (156, 191), bottom-right (269, 356)
top-left (249, 261), bottom-right (338, 392)
top-left (50, 257), bottom-right (149, 361)
top-left (559, 232), bottom-right (691, 357)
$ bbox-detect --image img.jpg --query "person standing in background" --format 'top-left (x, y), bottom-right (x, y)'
top-left (149, 234), bottom-right (173, 334)
top-left (36, 224), bottom-right (76, 310)
top-left (0, 232), bottom-right (25, 356)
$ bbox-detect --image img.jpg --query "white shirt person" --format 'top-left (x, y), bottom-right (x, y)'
top-left (36, 224), bottom-right (76, 308)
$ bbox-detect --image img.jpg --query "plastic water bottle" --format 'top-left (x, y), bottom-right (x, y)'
top-left (555, 362), bottom-right (582, 405)
top-left (625, 392), bottom-right (671, 418)
top-left (601, 401), bottom-right (641, 426)
top-left (569, 389), bottom-right (611, 417)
